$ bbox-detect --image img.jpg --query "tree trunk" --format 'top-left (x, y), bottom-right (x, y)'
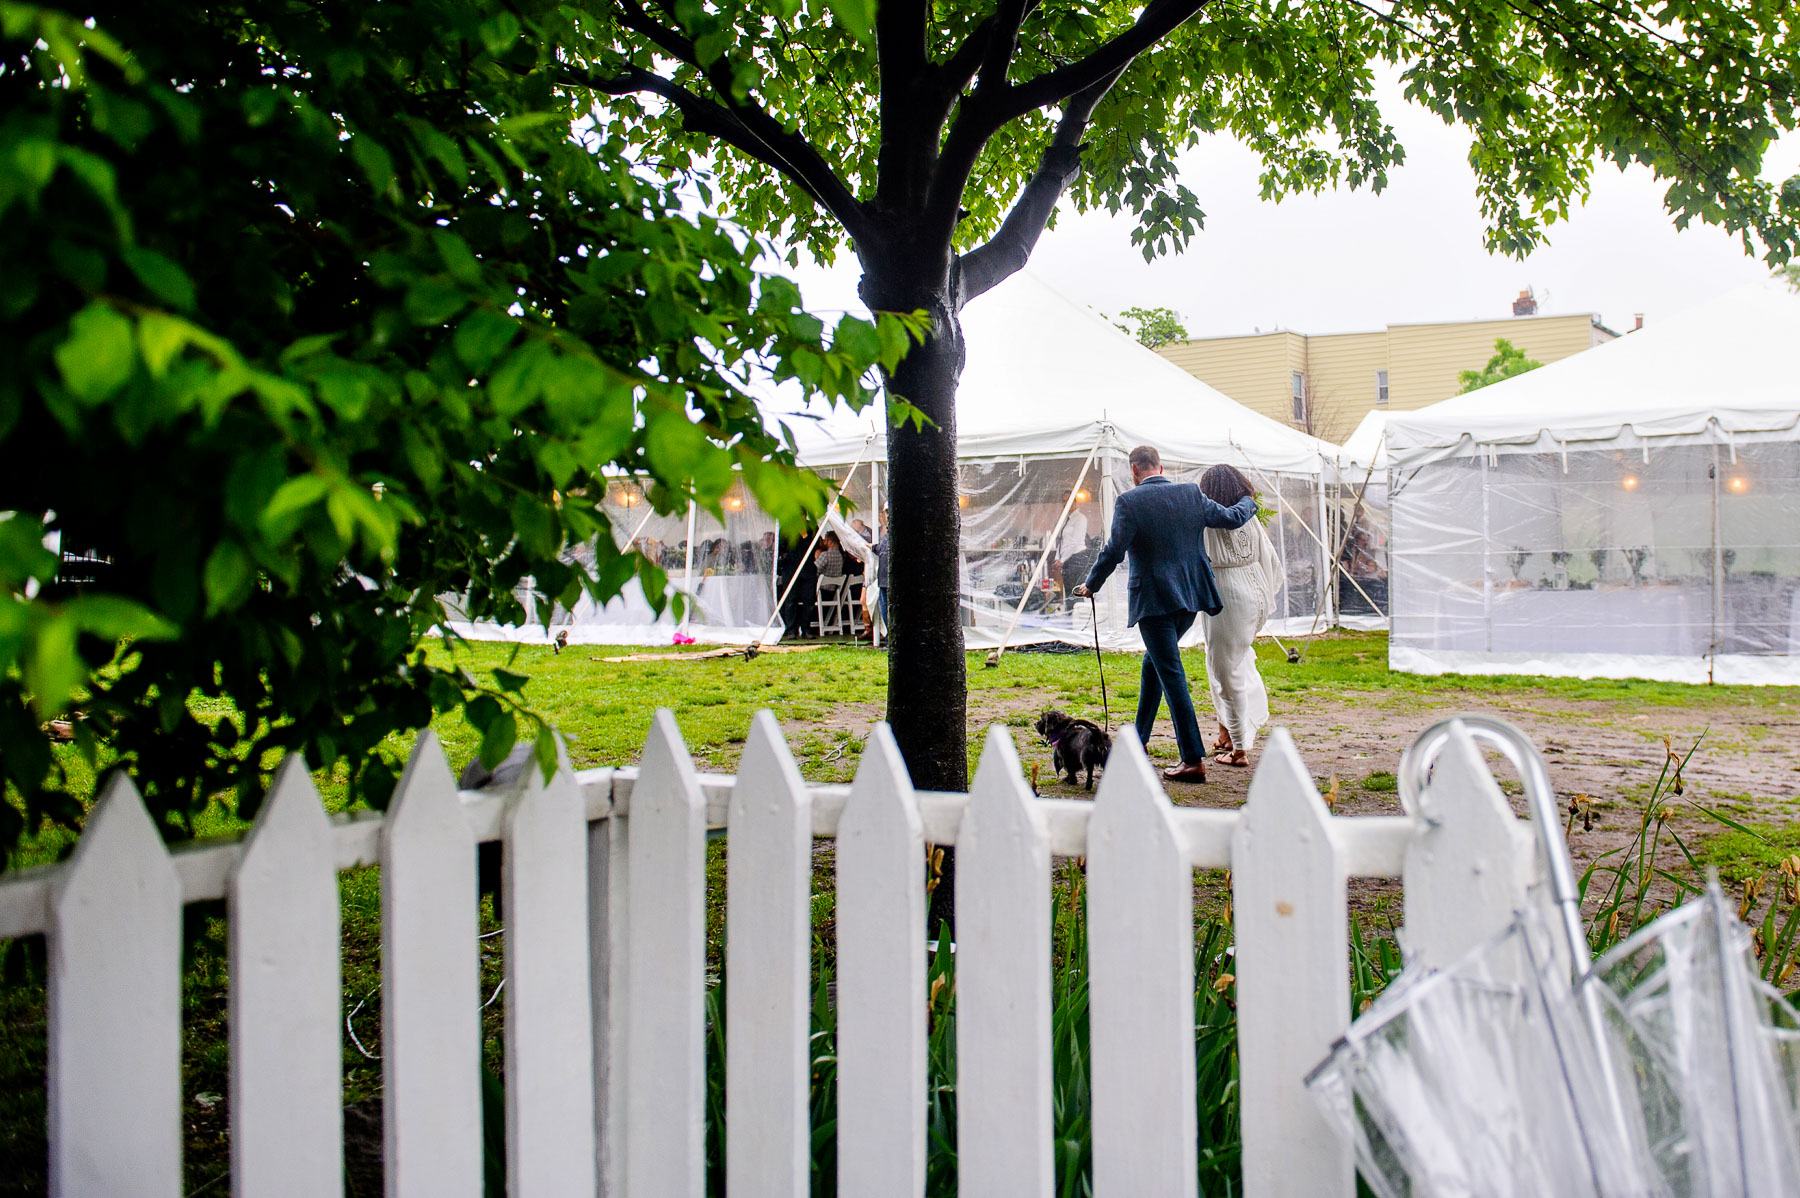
top-left (860, 253), bottom-right (967, 936)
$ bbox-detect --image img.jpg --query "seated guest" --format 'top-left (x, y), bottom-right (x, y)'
top-left (816, 531), bottom-right (846, 578)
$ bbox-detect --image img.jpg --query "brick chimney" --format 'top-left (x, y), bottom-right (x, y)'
top-left (1634, 313), bottom-right (1644, 330)
top-left (1512, 288), bottom-right (1538, 317)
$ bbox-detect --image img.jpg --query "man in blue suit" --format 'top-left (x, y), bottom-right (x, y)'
top-left (1072, 445), bottom-right (1257, 782)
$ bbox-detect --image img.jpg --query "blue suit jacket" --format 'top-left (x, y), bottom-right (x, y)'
top-left (1082, 476), bottom-right (1258, 625)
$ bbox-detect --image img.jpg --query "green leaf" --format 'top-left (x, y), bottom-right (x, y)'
top-left (433, 230), bottom-right (484, 286)
top-left (263, 474), bottom-right (332, 526)
top-left (823, 0), bottom-right (875, 43)
top-left (404, 275), bottom-right (466, 326)
top-left (454, 308), bottom-right (517, 373)
top-left (478, 708), bottom-right (519, 769)
top-left (121, 245), bottom-right (197, 311)
top-left (533, 725), bottom-right (560, 781)
top-left (463, 693), bottom-right (503, 734)
top-left (493, 668), bottom-right (529, 693)
top-left (54, 303), bottom-right (136, 404)
top-left (203, 541), bottom-right (255, 614)
top-left (478, 11), bottom-right (521, 54)
top-left (25, 613), bottom-right (81, 718)
top-left (11, 138), bottom-right (56, 197)
top-left (136, 312), bottom-right (191, 377)
top-left (64, 595), bottom-right (178, 640)
top-left (350, 135), bottom-right (395, 197)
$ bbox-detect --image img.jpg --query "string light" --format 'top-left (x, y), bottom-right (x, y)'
top-left (1075, 489), bottom-right (1090, 502)
top-left (1729, 476), bottom-right (1750, 494)
top-left (1621, 476), bottom-right (1640, 491)
top-left (728, 496), bottom-right (744, 510)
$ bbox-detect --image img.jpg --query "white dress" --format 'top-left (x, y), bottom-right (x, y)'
top-left (1200, 521), bottom-right (1282, 754)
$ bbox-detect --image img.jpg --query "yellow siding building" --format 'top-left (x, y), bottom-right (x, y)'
top-left (1157, 309), bottom-right (1618, 443)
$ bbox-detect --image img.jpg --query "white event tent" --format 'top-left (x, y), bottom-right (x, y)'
top-left (789, 271), bottom-right (1340, 650)
top-left (1327, 409), bottom-right (1395, 631)
top-left (1384, 278), bottom-right (1800, 684)
top-left (447, 270), bottom-right (1340, 649)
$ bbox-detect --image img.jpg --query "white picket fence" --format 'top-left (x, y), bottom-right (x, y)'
top-left (0, 712), bottom-right (1548, 1197)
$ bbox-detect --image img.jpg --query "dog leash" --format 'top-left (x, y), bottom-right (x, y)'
top-left (1082, 593), bottom-right (1109, 734)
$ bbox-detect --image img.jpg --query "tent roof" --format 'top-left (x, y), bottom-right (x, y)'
top-left (1336, 409), bottom-right (1392, 474)
top-left (786, 271), bottom-right (1332, 476)
top-left (1385, 279), bottom-right (1800, 465)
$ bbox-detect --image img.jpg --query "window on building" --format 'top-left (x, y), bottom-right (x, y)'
top-left (1291, 371), bottom-right (1306, 423)
top-left (1375, 369), bottom-right (1389, 404)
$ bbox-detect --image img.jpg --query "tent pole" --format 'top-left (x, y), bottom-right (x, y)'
top-left (1710, 440), bottom-right (1723, 684)
top-left (1231, 443), bottom-right (1385, 617)
top-left (749, 434), bottom-right (878, 652)
top-left (1480, 453), bottom-right (1492, 653)
top-left (681, 500), bottom-right (698, 633)
top-left (616, 475), bottom-right (661, 555)
top-left (1298, 438), bottom-right (1383, 660)
top-left (869, 457), bottom-right (883, 649)
top-left (986, 433), bottom-right (1106, 667)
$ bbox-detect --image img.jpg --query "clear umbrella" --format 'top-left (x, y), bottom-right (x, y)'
top-left (1306, 715), bottom-right (1800, 1198)
top-left (1591, 881), bottom-right (1800, 1196)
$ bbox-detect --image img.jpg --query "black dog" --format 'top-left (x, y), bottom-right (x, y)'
top-left (1035, 709), bottom-right (1111, 791)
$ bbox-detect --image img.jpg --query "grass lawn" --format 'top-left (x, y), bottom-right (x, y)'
top-left (5, 630), bottom-right (1799, 1194)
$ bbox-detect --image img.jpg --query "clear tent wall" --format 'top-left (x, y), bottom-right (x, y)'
top-left (1389, 435), bottom-right (1800, 684)
top-left (442, 451), bottom-right (1337, 650)
top-left (440, 473), bottom-right (782, 646)
top-left (950, 450), bottom-right (1329, 651)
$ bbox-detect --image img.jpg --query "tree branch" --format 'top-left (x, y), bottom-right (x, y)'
top-left (875, 0), bottom-right (936, 209)
top-left (578, 65), bottom-right (870, 242)
top-left (995, 0), bottom-right (1207, 124)
top-left (926, 0), bottom-right (1202, 246)
top-left (595, 0), bottom-right (869, 239)
top-left (957, 68), bottom-right (1125, 301)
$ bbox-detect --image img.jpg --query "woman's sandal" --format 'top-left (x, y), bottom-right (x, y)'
top-left (1213, 749), bottom-right (1249, 767)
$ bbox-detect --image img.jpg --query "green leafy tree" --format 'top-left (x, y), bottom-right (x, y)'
top-left (1117, 306), bottom-right (1189, 349)
top-left (0, 1), bottom-right (916, 859)
top-left (1458, 338), bottom-right (1545, 393)
top-left (568, 0), bottom-right (1798, 924)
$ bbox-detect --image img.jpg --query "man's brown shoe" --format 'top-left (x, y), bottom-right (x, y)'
top-left (1162, 760), bottom-right (1207, 783)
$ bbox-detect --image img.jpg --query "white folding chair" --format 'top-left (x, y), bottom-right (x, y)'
top-left (816, 574), bottom-right (847, 635)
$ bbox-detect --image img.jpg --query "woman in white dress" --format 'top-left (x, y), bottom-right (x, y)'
top-left (1197, 465), bottom-right (1283, 766)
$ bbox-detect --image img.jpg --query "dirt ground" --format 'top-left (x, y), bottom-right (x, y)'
top-left (785, 676), bottom-right (1800, 918)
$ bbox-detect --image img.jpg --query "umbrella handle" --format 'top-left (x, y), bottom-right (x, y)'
top-left (1399, 715), bottom-right (1591, 981)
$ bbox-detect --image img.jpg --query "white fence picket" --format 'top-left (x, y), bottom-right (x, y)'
top-left (1404, 719), bottom-right (1537, 968)
top-left (625, 710), bottom-right (708, 1198)
top-left (381, 730), bottom-right (482, 1198)
top-left (956, 727), bottom-right (1053, 1197)
top-left (1086, 730), bottom-right (1197, 1198)
top-left (725, 712), bottom-right (814, 1198)
top-left (47, 773), bottom-right (182, 1198)
top-left (229, 756), bottom-right (342, 1198)
top-left (0, 707), bottom-right (1583, 1198)
top-left (502, 750), bottom-right (598, 1197)
top-left (589, 787), bottom-right (628, 1198)
top-left (835, 724), bottom-right (927, 1198)
top-left (1232, 728), bottom-right (1352, 1197)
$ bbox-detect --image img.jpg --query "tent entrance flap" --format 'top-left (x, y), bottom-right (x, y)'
top-left (752, 434), bottom-right (877, 648)
top-left (1231, 440), bottom-right (1384, 619)
top-left (986, 432), bottom-right (1106, 666)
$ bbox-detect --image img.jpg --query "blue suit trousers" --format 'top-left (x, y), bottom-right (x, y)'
top-left (1135, 610), bottom-right (1205, 766)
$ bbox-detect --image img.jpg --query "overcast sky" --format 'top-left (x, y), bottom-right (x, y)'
top-left (785, 84), bottom-right (1799, 340)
